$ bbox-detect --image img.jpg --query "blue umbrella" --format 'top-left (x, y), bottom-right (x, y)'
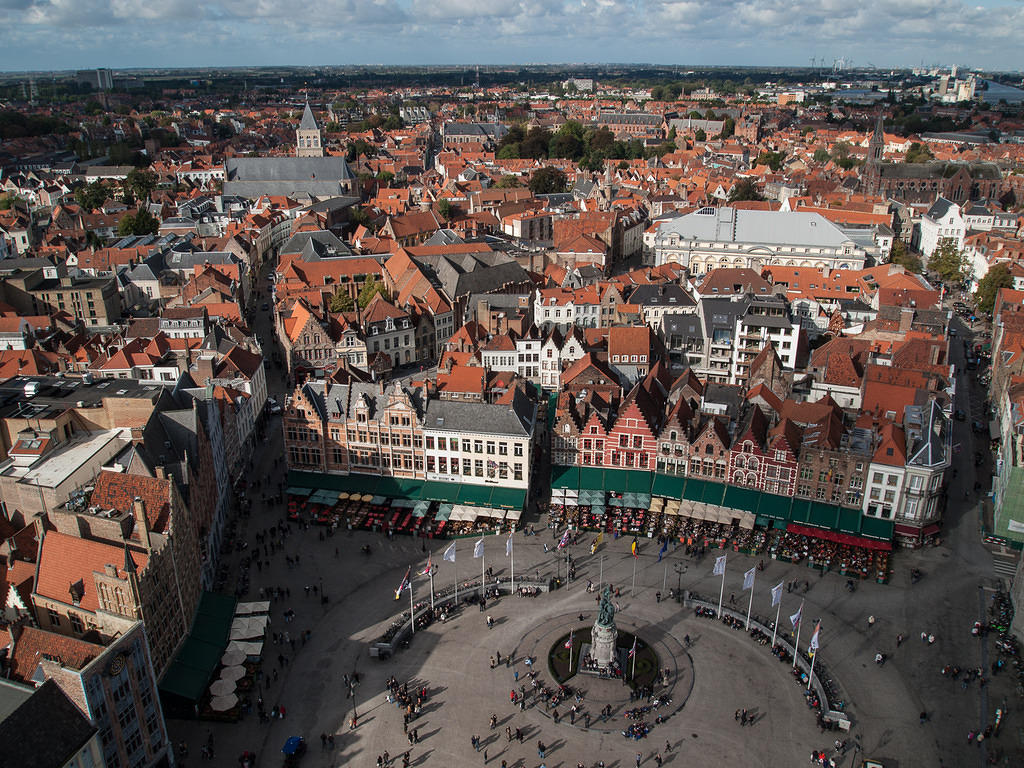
top-left (282, 737), bottom-right (304, 755)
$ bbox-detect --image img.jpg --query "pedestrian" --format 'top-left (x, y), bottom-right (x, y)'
top-left (919, 711), bottom-right (927, 725)
top-left (636, 752), bottom-right (642, 768)
top-left (655, 754), bottom-right (663, 768)
top-left (665, 740), bottom-right (672, 753)
top-left (412, 728), bottom-right (418, 744)
top-left (921, 631), bottom-right (928, 643)
top-left (320, 733), bottom-right (327, 750)
top-left (514, 669), bottom-right (519, 682)
top-left (684, 634), bottom-right (690, 648)
top-left (408, 733), bottom-right (414, 746)
top-left (496, 650), bottom-right (502, 665)
top-left (483, 749), bottom-right (488, 763)
top-left (897, 633), bottom-right (904, 647)
top-left (327, 735), bottom-right (334, 749)
top-left (735, 709), bottom-right (741, 722)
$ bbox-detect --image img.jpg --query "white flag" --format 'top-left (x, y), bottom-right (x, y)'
top-left (770, 581), bottom-right (784, 607)
top-left (713, 554), bottom-right (727, 576)
top-left (443, 542), bottom-right (456, 562)
top-left (789, 601), bottom-right (803, 631)
top-left (743, 567), bottom-right (755, 591)
top-left (505, 532), bottom-right (513, 557)
top-left (809, 621), bottom-right (821, 652)
top-left (473, 538), bottom-right (484, 559)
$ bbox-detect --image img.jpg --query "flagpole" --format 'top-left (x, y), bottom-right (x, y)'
top-left (662, 559), bottom-right (667, 595)
top-left (410, 572), bottom-right (415, 635)
top-left (454, 542), bottom-right (458, 608)
top-left (631, 643), bottom-right (637, 680)
top-left (717, 561), bottom-right (726, 618)
top-left (599, 554), bottom-right (604, 592)
top-left (568, 632), bottom-right (573, 674)
top-left (429, 567), bottom-right (435, 613)
top-left (792, 601), bottom-right (804, 669)
top-left (772, 599), bottom-right (781, 648)
top-left (745, 570), bottom-right (755, 630)
top-left (510, 534), bottom-right (515, 594)
top-left (807, 648), bottom-right (816, 691)
top-left (631, 553), bottom-right (637, 597)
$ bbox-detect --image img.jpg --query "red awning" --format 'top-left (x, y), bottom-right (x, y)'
top-left (787, 522), bottom-right (893, 551)
top-left (893, 523), bottom-right (922, 537)
top-left (922, 523), bottom-right (941, 536)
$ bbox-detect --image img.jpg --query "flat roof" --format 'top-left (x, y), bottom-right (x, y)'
top-left (0, 376), bottom-right (172, 417)
top-left (4, 429), bottom-right (130, 489)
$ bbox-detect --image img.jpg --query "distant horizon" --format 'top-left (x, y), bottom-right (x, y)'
top-left (3, 0), bottom-right (1024, 74)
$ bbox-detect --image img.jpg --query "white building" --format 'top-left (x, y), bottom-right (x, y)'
top-left (917, 197), bottom-right (965, 260)
top-left (422, 393), bottom-right (537, 490)
top-left (731, 295), bottom-right (801, 382)
top-left (654, 207), bottom-right (867, 275)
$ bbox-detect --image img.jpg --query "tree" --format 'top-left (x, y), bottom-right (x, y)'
top-left (693, 128), bottom-right (706, 143)
top-left (528, 166), bottom-right (567, 195)
top-left (727, 179), bottom-right (764, 203)
top-left (496, 175), bottom-right (521, 188)
top-left (928, 238), bottom-right (968, 284)
top-left (74, 181), bottom-right (109, 211)
top-left (975, 264), bottom-right (1013, 314)
top-left (717, 117), bottom-right (735, 139)
top-left (328, 288), bottom-right (355, 313)
top-left (520, 127), bottom-right (551, 159)
top-left (357, 276), bottom-right (387, 309)
top-left (125, 168), bottom-right (158, 203)
top-left (905, 142), bottom-right (934, 163)
top-left (117, 208), bottom-right (159, 236)
top-left (813, 148), bottom-right (831, 163)
top-left (437, 198), bottom-right (454, 221)
top-left (888, 240), bottom-right (922, 273)
top-left (756, 150), bottom-right (786, 171)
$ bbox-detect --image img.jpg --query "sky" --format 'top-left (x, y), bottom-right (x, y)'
top-left (1, 0), bottom-right (1023, 73)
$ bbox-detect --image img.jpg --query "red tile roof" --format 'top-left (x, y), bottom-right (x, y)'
top-left (89, 470), bottom-right (171, 534)
top-left (5, 625), bottom-right (104, 682)
top-left (35, 530), bottom-right (148, 613)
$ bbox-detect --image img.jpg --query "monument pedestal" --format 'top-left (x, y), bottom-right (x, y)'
top-left (591, 622), bottom-right (618, 669)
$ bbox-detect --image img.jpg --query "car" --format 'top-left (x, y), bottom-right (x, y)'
top-left (268, 397), bottom-right (282, 415)
top-left (949, 328), bottom-right (957, 337)
top-left (261, 302), bottom-right (269, 311)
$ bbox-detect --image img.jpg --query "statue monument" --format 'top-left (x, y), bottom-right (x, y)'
top-left (591, 586), bottom-right (619, 669)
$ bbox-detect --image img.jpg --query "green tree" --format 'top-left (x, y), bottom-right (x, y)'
top-left (520, 127), bottom-right (551, 159)
top-left (528, 166), bottom-right (567, 195)
top-left (496, 175), bottom-right (521, 188)
top-left (496, 143), bottom-right (521, 159)
top-left (905, 142), bottom-right (934, 163)
top-left (549, 121), bottom-right (585, 160)
top-left (975, 263), bottom-right (1013, 314)
top-left (717, 117), bottom-right (735, 139)
top-left (328, 288), bottom-right (355, 313)
top-left (74, 181), bottom-right (109, 211)
top-left (693, 128), bottom-right (706, 142)
top-left (437, 198), bottom-right (454, 221)
top-left (813, 148), bottom-right (831, 163)
top-left (117, 208), bottom-right (159, 236)
top-left (727, 179), bottom-right (764, 203)
top-left (756, 150), bottom-right (786, 171)
top-left (928, 238), bottom-right (967, 284)
top-left (0, 195), bottom-right (14, 210)
top-left (357, 276), bottom-right (388, 309)
top-left (888, 240), bottom-right (922, 273)
top-left (125, 168), bottom-right (158, 203)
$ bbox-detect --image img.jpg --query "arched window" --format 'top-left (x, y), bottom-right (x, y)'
top-left (735, 456), bottom-right (746, 469)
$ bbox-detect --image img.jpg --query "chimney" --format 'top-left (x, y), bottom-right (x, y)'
top-left (132, 497), bottom-right (151, 550)
top-left (898, 308), bottom-right (914, 335)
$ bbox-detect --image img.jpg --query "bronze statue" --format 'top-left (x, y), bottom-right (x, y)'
top-left (596, 585), bottom-right (615, 627)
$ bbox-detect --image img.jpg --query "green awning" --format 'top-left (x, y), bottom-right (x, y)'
top-left (420, 481), bottom-right (456, 502)
top-left (837, 507), bottom-right (862, 534)
top-left (859, 516), bottom-right (894, 541)
top-left (550, 465), bottom-right (580, 490)
top-left (758, 495), bottom-right (791, 520)
top-left (489, 487), bottom-right (527, 510)
top-left (789, 498), bottom-right (813, 525)
top-left (652, 474), bottom-right (685, 499)
top-left (578, 467), bottom-right (606, 492)
top-left (773, 518), bottom-right (788, 530)
top-left (412, 501), bottom-right (431, 518)
top-left (435, 504), bottom-right (453, 521)
top-left (723, 486), bottom-right (761, 514)
top-left (159, 592), bottom-right (236, 704)
top-left (808, 502), bottom-right (840, 530)
top-left (755, 514), bottom-right (771, 528)
top-left (456, 484), bottom-right (493, 506)
top-left (286, 486), bottom-right (313, 497)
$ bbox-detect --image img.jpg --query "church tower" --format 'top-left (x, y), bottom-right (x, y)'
top-left (296, 101), bottom-right (323, 158)
top-left (868, 115), bottom-right (885, 164)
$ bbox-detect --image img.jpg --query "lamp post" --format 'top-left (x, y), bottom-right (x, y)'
top-left (673, 563), bottom-right (687, 601)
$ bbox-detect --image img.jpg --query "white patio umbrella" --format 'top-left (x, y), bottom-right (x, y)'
top-left (219, 665), bottom-right (246, 682)
top-left (221, 650), bottom-right (246, 667)
top-left (209, 678), bottom-right (236, 697)
top-left (209, 693), bottom-right (239, 712)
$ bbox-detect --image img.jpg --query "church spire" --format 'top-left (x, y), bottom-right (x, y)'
top-left (869, 115), bottom-right (885, 164)
top-left (296, 99), bottom-right (323, 158)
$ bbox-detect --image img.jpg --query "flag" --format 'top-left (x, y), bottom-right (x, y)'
top-left (564, 630), bottom-right (574, 649)
top-left (713, 554), bottom-right (727, 576)
top-left (557, 530), bottom-right (571, 550)
top-left (743, 567), bottom-right (756, 591)
top-left (591, 531), bottom-right (604, 554)
top-left (473, 538), bottom-right (484, 559)
top-left (505, 532), bottom-right (513, 557)
top-left (809, 621), bottom-right (821, 652)
top-left (789, 601), bottom-right (804, 631)
top-left (657, 540), bottom-right (668, 562)
top-left (443, 542), bottom-right (456, 562)
top-left (771, 581), bottom-right (784, 607)
top-left (420, 557), bottom-right (432, 576)
top-left (628, 636), bottom-right (637, 658)
top-left (394, 567), bottom-right (411, 600)
top-left (631, 538), bottom-right (639, 558)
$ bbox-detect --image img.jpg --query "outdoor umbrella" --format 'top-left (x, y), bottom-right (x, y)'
top-left (209, 679), bottom-right (236, 697)
top-left (220, 649), bottom-right (246, 667)
top-left (210, 693), bottom-right (239, 712)
top-left (219, 665), bottom-right (246, 682)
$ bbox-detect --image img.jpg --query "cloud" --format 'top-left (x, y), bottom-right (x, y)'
top-left (0, 0), bottom-right (1023, 71)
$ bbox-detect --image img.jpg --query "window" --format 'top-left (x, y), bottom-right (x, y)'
top-left (425, 436), bottom-right (434, 449)
top-left (514, 444), bottom-right (523, 457)
top-left (47, 608), bottom-right (60, 627)
top-left (514, 464), bottom-right (523, 481)
top-left (70, 613), bottom-right (84, 633)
